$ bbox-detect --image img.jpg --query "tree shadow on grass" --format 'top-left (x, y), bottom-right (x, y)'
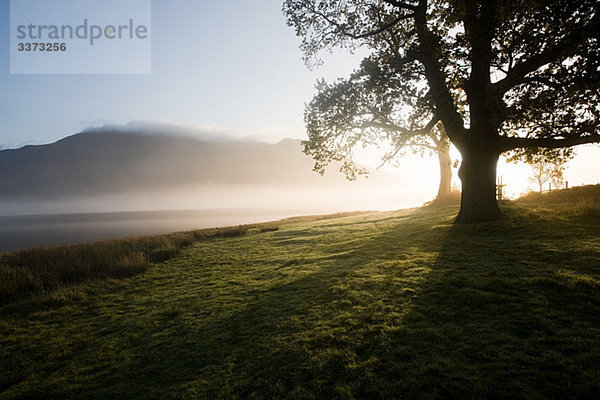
top-left (371, 212), bottom-right (600, 399)
top-left (96, 209), bottom-right (447, 399)
top-left (82, 207), bottom-right (595, 400)
top-left (4, 207), bottom-right (599, 400)
top-left (170, 208), bottom-right (600, 400)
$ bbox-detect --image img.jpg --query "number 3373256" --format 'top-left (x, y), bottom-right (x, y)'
top-left (17, 43), bottom-right (67, 51)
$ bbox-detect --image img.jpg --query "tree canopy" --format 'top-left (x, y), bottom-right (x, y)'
top-left (303, 57), bottom-right (454, 202)
top-left (284, 0), bottom-right (600, 222)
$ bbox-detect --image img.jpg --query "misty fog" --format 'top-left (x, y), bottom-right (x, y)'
top-left (0, 126), bottom-right (437, 252)
top-left (0, 183), bottom-right (428, 252)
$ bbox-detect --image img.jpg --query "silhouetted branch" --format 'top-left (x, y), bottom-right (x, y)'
top-left (492, 14), bottom-right (599, 96)
top-left (382, 0), bottom-right (418, 11)
top-left (500, 133), bottom-right (600, 152)
top-left (310, 3), bottom-right (414, 41)
top-left (346, 14), bottom-right (415, 39)
top-left (360, 114), bottom-right (439, 136)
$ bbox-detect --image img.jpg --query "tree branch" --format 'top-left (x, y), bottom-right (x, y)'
top-left (427, 130), bottom-right (441, 146)
top-left (519, 76), bottom-right (563, 90)
top-left (500, 133), bottom-right (600, 152)
top-left (413, 0), bottom-right (466, 142)
top-left (492, 14), bottom-right (598, 96)
top-left (310, 4), bottom-right (414, 41)
top-left (377, 142), bottom-right (407, 169)
top-left (343, 14), bottom-right (415, 39)
top-left (410, 142), bottom-right (437, 151)
top-left (381, 0), bottom-right (417, 11)
top-left (360, 114), bottom-right (439, 136)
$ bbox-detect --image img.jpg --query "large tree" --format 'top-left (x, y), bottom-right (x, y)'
top-left (304, 57), bottom-right (455, 202)
top-left (284, 0), bottom-right (600, 222)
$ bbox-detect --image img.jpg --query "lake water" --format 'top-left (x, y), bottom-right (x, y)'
top-left (0, 208), bottom-right (308, 253)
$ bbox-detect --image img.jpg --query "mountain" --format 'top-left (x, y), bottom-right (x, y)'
top-left (0, 129), bottom-right (399, 202)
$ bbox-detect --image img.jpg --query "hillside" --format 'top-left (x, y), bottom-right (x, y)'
top-left (0, 128), bottom-right (412, 215)
top-left (0, 129), bottom-right (395, 200)
top-left (1, 202), bottom-right (599, 399)
top-left (517, 184), bottom-right (600, 204)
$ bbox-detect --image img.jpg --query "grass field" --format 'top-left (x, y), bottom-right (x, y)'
top-left (1, 201), bottom-right (599, 399)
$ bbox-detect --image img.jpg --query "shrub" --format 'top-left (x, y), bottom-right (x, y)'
top-left (259, 225), bottom-right (279, 233)
top-left (0, 224), bottom-right (252, 305)
top-left (149, 247), bottom-right (179, 263)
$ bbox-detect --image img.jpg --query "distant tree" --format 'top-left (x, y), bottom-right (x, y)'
top-left (284, 0), bottom-right (600, 222)
top-left (304, 58), bottom-right (454, 203)
top-left (509, 148), bottom-right (573, 192)
top-left (549, 166), bottom-right (566, 191)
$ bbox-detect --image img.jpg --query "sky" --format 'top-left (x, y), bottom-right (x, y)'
top-left (0, 0), bottom-right (598, 202)
top-left (0, 0), bottom-right (363, 148)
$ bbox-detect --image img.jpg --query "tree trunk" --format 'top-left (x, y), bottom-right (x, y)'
top-left (435, 143), bottom-right (453, 201)
top-left (455, 149), bottom-right (501, 223)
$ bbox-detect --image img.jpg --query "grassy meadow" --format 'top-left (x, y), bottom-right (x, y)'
top-left (1, 196), bottom-right (599, 399)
